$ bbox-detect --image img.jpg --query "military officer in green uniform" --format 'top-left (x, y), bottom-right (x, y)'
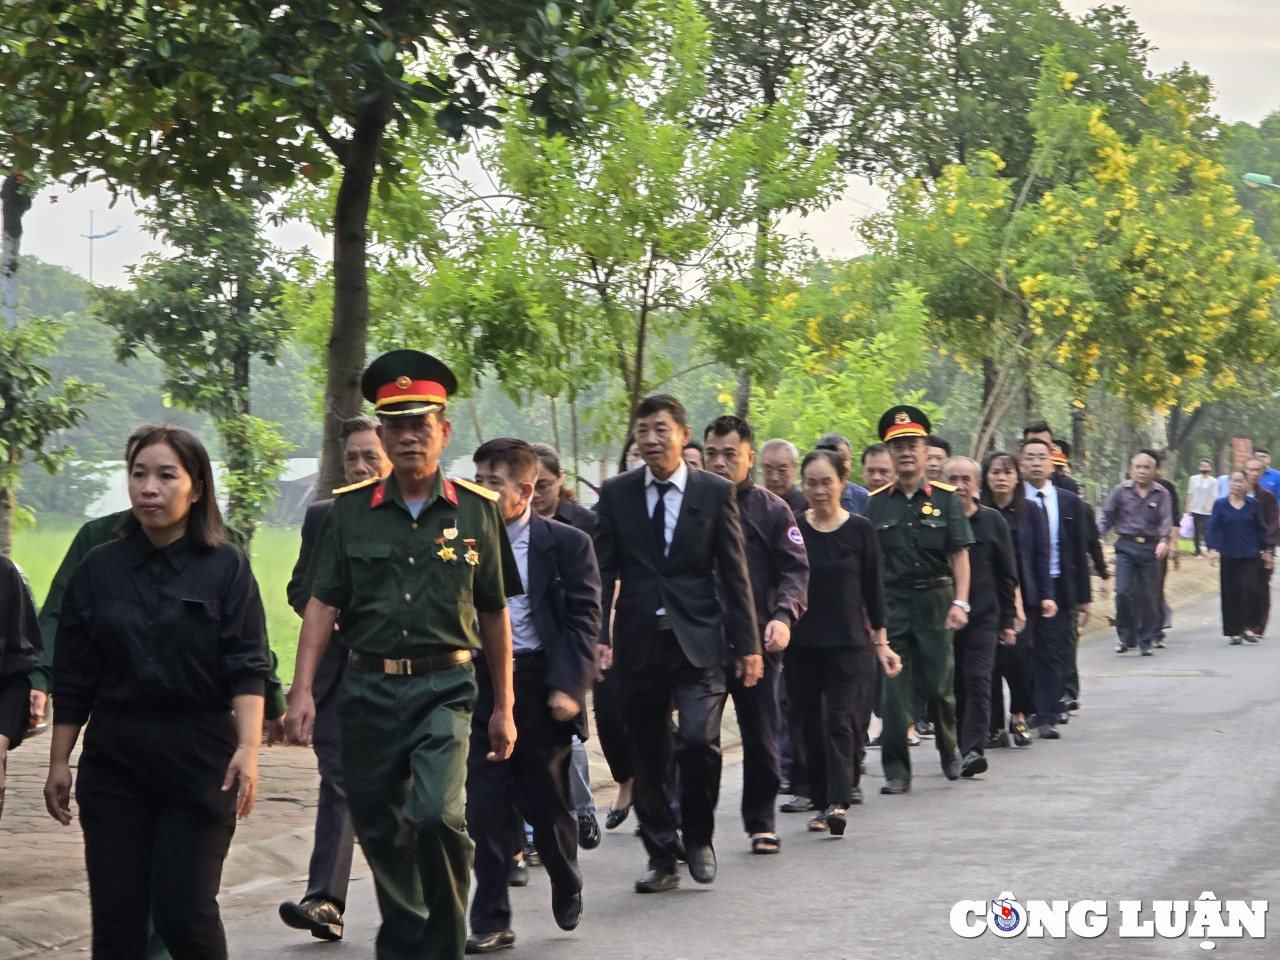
top-left (864, 405), bottom-right (974, 795)
top-left (287, 350), bottom-right (518, 960)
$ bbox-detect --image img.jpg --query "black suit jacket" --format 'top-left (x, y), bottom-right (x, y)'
top-left (1042, 486), bottom-right (1092, 610)
top-left (287, 500), bottom-right (347, 705)
top-left (521, 513), bottom-right (602, 740)
top-left (595, 466), bottom-right (759, 672)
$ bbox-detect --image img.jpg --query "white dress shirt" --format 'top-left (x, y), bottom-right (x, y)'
top-left (1026, 480), bottom-right (1061, 578)
top-left (505, 507), bottom-right (540, 653)
top-left (645, 459), bottom-right (688, 615)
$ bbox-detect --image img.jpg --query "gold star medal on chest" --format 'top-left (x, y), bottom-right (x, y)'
top-left (435, 537), bottom-right (457, 562)
top-left (463, 538), bottom-right (480, 566)
top-left (922, 502), bottom-right (936, 516)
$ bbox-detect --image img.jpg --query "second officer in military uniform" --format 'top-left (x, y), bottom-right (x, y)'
top-left (287, 350), bottom-right (519, 960)
top-left (864, 405), bottom-right (974, 794)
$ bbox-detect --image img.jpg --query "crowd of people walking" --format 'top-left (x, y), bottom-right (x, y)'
top-left (0, 348), bottom-right (1271, 960)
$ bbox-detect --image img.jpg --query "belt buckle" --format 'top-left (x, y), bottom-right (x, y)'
top-left (387, 658), bottom-right (414, 676)
top-left (1135, 536), bottom-right (1148, 544)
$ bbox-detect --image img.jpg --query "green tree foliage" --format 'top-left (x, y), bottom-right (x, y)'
top-left (2, 0), bottom-right (639, 493)
top-left (861, 54), bottom-right (1280, 455)
top-left (94, 192), bottom-right (295, 539)
top-left (0, 318), bottom-right (98, 553)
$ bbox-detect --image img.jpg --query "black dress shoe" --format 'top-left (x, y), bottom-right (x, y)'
top-left (508, 859), bottom-right (529, 887)
top-left (635, 866), bottom-right (680, 894)
top-left (880, 778), bottom-right (911, 794)
top-left (523, 842), bottom-right (541, 868)
top-left (916, 720), bottom-right (935, 738)
top-left (552, 889), bottom-right (583, 931)
top-left (687, 844), bottom-right (717, 884)
top-left (1057, 713), bottom-right (1070, 725)
top-left (466, 930), bottom-right (516, 954)
top-left (847, 786), bottom-right (864, 805)
top-left (1064, 698), bottom-right (1080, 712)
top-left (1010, 719), bottom-right (1033, 747)
top-left (1038, 725), bottom-right (1061, 740)
top-left (988, 730), bottom-right (1011, 748)
top-left (960, 751), bottom-right (988, 778)
top-left (604, 805), bottom-right (631, 830)
top-left (941, 752), bottom-right (962, 781)
top-left (279, 898), bottom-right (344, 941)
top-left (578, 813), bottom-right (601, 850)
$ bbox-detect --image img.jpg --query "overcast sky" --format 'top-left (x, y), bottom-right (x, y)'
top-left (21, 1), bottom-right (1280, 287)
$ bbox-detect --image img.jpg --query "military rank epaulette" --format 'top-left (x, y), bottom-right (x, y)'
top-left (870, 482), bottom-right (894, 496)
top-left (451, 477), bottom-right (500, 502)
top-left (930, 480), bottom-right (958, 492)
top-left (331, 476), bottom-right (380, 496)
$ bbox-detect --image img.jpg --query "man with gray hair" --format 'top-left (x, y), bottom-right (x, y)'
top-left (816, 432), bottom-right (870, 514)
top-left (759, 438), bottom-right (806, 515)
top-left (941, 456), bottom-right (1018, 777)
top-left (1099, 451), bottom-right (1171, 656)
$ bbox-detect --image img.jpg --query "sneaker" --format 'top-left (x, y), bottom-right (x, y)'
top-left (1230, 635), bottom-right (1244, 645)
top-left (508, 858), bottom-right (529, 887)
top-left (523, 842), bottom-right (541, 868)
top-left (806, 812), bottom-right (828, 832)
top-left (780, 795), bottom-right (814, 813)
top-left (915, 720), bottom-right (935, 738)
top-left (1115, 640), bottom-right (1128, 654)
top-left (987, 730), bottom-right (1011, 749)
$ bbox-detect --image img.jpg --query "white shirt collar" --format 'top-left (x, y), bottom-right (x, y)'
top-left (505, 505), bottom-right (533, 542)
top-left (645, 459), bottom-right (689, 493)
top-left (1024, 480), bottom-right (1056, 500)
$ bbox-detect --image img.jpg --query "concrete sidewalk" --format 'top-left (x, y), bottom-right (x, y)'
top-left (0, 555), bottom-right (1220, 959)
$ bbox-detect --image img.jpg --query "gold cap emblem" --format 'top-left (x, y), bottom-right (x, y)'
top-left (895, 411), bottom-right (910, 424)
top-left (395, 375), bottom-right (412, 390)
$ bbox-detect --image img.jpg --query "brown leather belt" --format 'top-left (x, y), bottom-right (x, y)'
top-left (348, 649), bottom-right (474, 676)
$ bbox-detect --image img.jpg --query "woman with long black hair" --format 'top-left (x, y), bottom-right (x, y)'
top-left (45, 425), bottom-right (269, 960)
top-left (980, 450), bottom-right (1053, 748)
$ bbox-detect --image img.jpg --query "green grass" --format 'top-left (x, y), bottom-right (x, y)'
top-left (13, 517), bottom-right (304, 684)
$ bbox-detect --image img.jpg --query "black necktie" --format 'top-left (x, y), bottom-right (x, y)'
top-left (1036, 490), bottom-right (1047, 510)
top-left (651, 481), bottom-right (671, 558)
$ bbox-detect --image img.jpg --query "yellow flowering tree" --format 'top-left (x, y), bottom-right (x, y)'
top-left (862, 51), bottom-right (1280, 455)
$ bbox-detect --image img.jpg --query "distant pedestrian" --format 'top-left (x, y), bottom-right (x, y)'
top-left (1099, 452), bottom-right (1171, 656)
top-left (861, 442), bottom-right (895, 492)
top-left (1243, 458), bottom-right (1280, 637)
top-left (682, 440), bottom-right (705, 471)
top-left (1206, 470), bottom-right (1272, 644)
top-left (815, 432), bottom-right (870, 514)
top-left (1256, 448), bottom-right (1280, 498)
top-left (1185, 459), bottom-right (1219, 557)
top-left (924, 436), bottom-right (951, 482)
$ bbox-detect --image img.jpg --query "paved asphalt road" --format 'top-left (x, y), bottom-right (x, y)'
top-left (53, 588), bottom-right (1280, 958)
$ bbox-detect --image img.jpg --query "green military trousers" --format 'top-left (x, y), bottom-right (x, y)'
top-left (880, 585), bottom-right (959, 782)
top-left (339, 662), bottom-right (478, 960)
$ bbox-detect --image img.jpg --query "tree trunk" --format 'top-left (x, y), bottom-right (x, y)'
top-left (0, 448), bottom-right (18, 557)
top-left (1071, 405), bottom-right (1087, 472)
top-left (549, 396), bottom-right (561, 451)
top-left (569, 391), bottom-right (581, 499)
top-left (224, 342), bottom-right (253, 542)
top-left (733, 366), bottom-right (751, 420)
top-left (317, 97), bottom-right (392, 495)
top-left (1, 173), bottom-right (33, 330)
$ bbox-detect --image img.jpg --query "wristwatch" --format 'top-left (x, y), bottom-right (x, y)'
top-left (951, 600), bottom-right (971, 613)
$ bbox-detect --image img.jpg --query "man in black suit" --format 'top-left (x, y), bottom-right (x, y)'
top-left (1019, 438), bottom-right (1092, 740)
top-left (279, 415), bottom-right (388, 941)
top-left (595, 394), bottom-right (761, 894)
top-left (465, 438), bottom-right (602, 954)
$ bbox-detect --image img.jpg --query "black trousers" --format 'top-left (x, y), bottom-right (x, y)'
top-left (621, 630), bottom-right (726, 869)
top-left (1192, 513), bottom-right (1209, 555)
top-left (304, 690), bottom-right (355, 909)
top-left (1114, 539), bottom-right (1161, 650)
top-left (1249, 562), bottom-right (1273, 636)
top-left (468, 661), bottom-right (580, 936)
top-left (953, 615), bottom-right (998, 757)
top-left (592, 665), bottom-right (634, 785)
top-left (784, 645), bottom-right (875, 810)
top-left (1220, 557), bottom-right (1268, 637)
top-left (1029, 582), bottom-right (1074, 727)
top-left (727, 650), bottom-right (782, 835)
top-left (990, 632), bottom-right (1036, 733)
top-left (76, 708), bottom-right (237, 960)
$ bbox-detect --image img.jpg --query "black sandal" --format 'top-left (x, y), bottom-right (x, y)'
top-left (750, 833), bottom-right (781, 854)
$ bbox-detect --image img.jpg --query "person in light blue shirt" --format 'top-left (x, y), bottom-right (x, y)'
top-left (1254, 448), bottom-right (1280, 498)
top-left (816, 432), bottom-right (870, 514)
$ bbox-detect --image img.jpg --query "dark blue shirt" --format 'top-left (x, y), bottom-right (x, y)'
top-left (1206, 497), bottom-right (1268, 559)
top-left (841, 481), bottom-right (869, 516)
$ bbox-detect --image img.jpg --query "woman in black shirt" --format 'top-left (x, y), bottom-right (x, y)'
top-left (1, 557), bottom-right (41, 821)
top-left (45, 425), bottom-right (269, 960)
top-left (787, 450), bottom-right (900, 837)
